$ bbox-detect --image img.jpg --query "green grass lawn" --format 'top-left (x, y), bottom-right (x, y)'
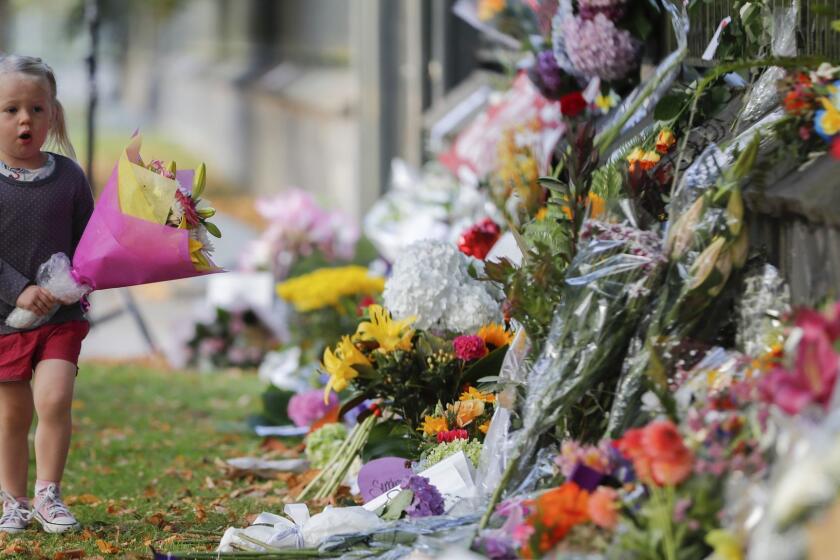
top-left (2, 361), bottom-right (294, 559)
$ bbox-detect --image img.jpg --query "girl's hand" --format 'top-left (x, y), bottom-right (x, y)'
top-left (16, 286), bottom-right (57, 316)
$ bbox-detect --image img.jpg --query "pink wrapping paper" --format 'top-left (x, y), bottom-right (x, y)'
top-left (72, 163), bottom-right (222, 291)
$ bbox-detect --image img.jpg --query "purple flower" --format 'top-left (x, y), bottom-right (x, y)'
top-left (528, 50), bottom-right (573, 101)
top-left (288, 389), bottom-right (338, 427)
top-left (476, 532), bottom-right (518, 560)
top-left (401, 475), bottom-right (445, 518)
top-left (561, 14), bottom-right (639, 82)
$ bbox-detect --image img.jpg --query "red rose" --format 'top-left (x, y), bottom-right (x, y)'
top-left (559, 91), bottom-right (587, 117)
top-left (458, 218), bottom-right (501, 260)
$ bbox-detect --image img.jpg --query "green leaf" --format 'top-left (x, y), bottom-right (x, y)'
top-left (653, 93), bottom-right (688, 121)
top-left (538, 176), bottom-right (570, 197)
top-left (381, 489), bottom-right (414, 521)
top-left (460, 344), bottom-right (509, 387)
top-left (832, 19), bottom-right (840, 32)
top-left (361, 419), bottom-right (420, 461)
top-left (204, 221), bottom-right (222, 238)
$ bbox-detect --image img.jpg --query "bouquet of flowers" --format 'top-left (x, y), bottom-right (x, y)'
top-left (321, 304), bottom-right (510, 430)
top-left (419, 385), bottom-right (500, 469)
top-left (607, 136), bottom-right (759, 436)
top-left (6, 135), bottom-right (222, 329)
top-left (182, 305), bottom-right (281, 371)
top-left (276, 265), bottom-right (384, 356)
top-left (480, 218), bottom-right (665, 529)
top-left (239, 189), bottom-right (358, 279)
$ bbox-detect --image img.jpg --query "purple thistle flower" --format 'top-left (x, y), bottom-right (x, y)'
top-left (401, 475), bottom-right (445, 518)
top-left (561, 13), bottom-right (639, 82)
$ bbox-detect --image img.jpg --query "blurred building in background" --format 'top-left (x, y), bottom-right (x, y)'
top-left (0, 0), bottom-right (480, 222)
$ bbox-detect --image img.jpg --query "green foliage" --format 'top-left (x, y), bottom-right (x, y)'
top-left (361, 420), bottom-right (421, 462)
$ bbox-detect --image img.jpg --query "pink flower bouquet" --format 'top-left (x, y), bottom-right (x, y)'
top-left (6, 135), bottom-right (223, 329)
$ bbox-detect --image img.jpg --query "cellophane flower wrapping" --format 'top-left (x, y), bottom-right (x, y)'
top-left (507, 219), bottom-right (665, 483)
top-left (5, 253), bottom-right (92, 329)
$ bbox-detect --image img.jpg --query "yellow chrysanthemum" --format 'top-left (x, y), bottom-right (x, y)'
top-left (322, 336), bottom-right (371, 402)
top-left (535, 207), bottom-right (548, 222)
top-left (353, 305), bottom-right (414, 353)
top-left (277, 266), bottom-right (385, 312)
top-left (420, 416), bottom-right (448, 436)
top-left (459, 386), bottom-right (496, 404)
top-left (477, 0), bottom-right (505, 21)
top-left (479, 421), bottom-right (491, 434)
top-left (477, 323), bottom-right (512, 348)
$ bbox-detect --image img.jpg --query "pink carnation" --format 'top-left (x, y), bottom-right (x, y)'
top-left (288, 389), bottom-right (338, 427)
top-left (453, 335), bottom-right (488, 361)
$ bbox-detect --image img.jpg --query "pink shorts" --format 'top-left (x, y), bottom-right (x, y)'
top-left (0, 321), bottom-right (90, 382)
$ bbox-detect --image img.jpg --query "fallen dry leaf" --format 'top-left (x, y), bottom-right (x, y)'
top-left (194, 505), bottom-right (207, 522)
top-left (147, 512), bottom-right (167, 528)
top-left (66, 494), bottom-right (101, 506)
top-left (95, 539), bottom-right (119, 554)
top-left (80, 529), bottom-right (96, 541)
top-left (3, 542), bottom-right (26, 555)
top-left (143, 485), bottom-right (158, 498)
top-left (53, 550), bottom-right (85, 559)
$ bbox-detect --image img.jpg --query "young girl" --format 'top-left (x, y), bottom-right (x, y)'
top-left (0, 55), bottom-right (94, 533)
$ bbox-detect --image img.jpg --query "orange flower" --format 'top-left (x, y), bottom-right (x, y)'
top-left (655, 129), bottom-right (676, 154)
top-left (521, 482), bottom-right (590, 556)
top-left (479, 421), bottom-right (491, 434)
top-left (420, 416), bottom-right (448, 436)
top-left (639, 151), bottom-right (661, 171)
top-left (588, 486), bottom-right (619, 529)
top-left (616, 420), bottom-right (694, 487)
top-left (535, 207), bottom-right (548, 222)
top-left (588, 193), bottom-right (605, 219)
top-left (478, 0), bottom-right (505, 21)
top-left (460, 386), bottom-right (496, 404)
top-left (641, 420), bottom-right (686, 462)
top-left (449, 400), bottom-right (485, 427)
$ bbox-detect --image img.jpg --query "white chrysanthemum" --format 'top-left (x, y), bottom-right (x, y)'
top-left (191, 225), bottom-right (215, 254)
top-left (383, 240), bottom-right (503, 333)
top-left (168, 198), bottom-right (185, 226)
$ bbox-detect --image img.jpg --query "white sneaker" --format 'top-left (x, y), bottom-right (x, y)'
top-left (32, 484), bottom-right (79, 533)
top-left (0, 492), bottom-right (31, 533)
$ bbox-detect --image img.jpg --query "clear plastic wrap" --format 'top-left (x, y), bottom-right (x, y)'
top-left (509, 220), bottom-right (665, 479)
top-left (473, 324), bottom-right (533, 500)
top-left (736, 263), bottom-right (791, 357)
top-left (739, 4), bottom-right (798, 126)
top-left (5, 253), bottom-right (91, 330)
top-left (670, 109), bottom-right (783, 218)
top-left (609, 137), bottom-right (759, 437)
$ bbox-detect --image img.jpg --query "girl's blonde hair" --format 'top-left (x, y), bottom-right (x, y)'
top-left (0, 54), bottom-right (76, 159)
